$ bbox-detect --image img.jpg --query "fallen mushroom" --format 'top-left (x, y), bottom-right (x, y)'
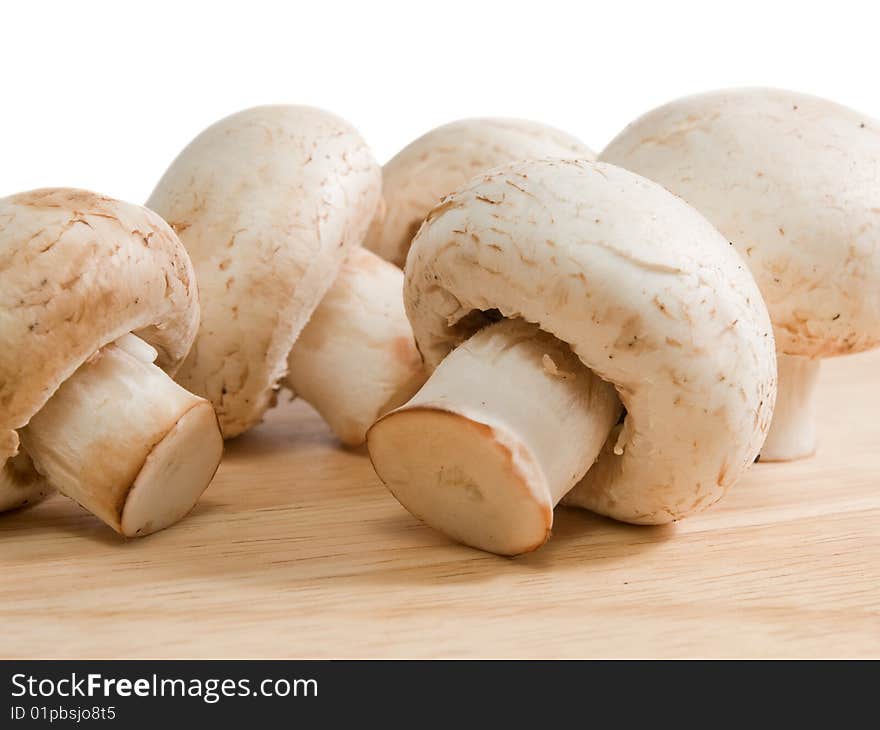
top-left (363, 118), bottom-right (594, 267)
top-left (147, 106), bottom-right (423, 446)
top-left (367, 159), bottom-right (776, 556)
top-left (0, 189), bottom-right (223, 535)
top-left (601, 88), bottom-right (880, 461)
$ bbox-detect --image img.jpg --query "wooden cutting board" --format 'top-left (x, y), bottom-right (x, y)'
top-left (2, 350), bottom-right (878, 659)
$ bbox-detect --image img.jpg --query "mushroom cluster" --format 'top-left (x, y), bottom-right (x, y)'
top-left (1, 89), bottom-right (874, 554)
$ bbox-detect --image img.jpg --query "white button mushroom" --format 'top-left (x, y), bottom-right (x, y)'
top-left (601, 88), bottom-right (880, 461)
top-left (367, 159), bottom-right (777, 556)
top-left (363, 118), bottom-right (594, 267)
top-left (147, 106), bottom-right (424, 445)
top-left (0, 189), bottom-right (223, 536)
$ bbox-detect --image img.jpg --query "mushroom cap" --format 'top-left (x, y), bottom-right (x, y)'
top-left (147, 105), bottom-right (382, 437)
top-left (405, 158), bottom-right (776, 524)
top-left (0, 188), bottom-right (199, 466)
top-left (364, 118), bottom-right (594, 267)
top-left (601, 87), bottom-right (880, 359)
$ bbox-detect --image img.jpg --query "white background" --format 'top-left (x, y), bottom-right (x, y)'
top-left (2, 0), bottom-right (877, 202)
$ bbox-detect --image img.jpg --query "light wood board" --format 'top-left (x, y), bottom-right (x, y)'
top-left (2, 350), bottom-right (879, 658)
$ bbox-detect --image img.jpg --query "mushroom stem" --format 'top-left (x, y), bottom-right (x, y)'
top-left (367, 319), bottom-right (622, 556)
top-left (19, 335), bottom-right (223, 536)
top-left (760, 354), bottom-right (821, 462)
top-left (285, 247), bottom-right (426, 446)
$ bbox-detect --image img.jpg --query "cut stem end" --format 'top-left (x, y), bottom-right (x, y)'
top-left (368, 319), bottom-right (621, 556)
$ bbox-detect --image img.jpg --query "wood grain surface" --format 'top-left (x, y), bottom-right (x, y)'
top-left (2, 350), bottom-right (879, 659)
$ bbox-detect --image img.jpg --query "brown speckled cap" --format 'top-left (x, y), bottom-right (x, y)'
top-left (601, 88), bottom-right (880, 359)
top-left (147, 106), bottom-right (381, 438)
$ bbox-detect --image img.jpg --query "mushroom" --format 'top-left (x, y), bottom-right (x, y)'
top-left (601, 88), bottom-right (880, 460)
top-left (363, 118), bottom-right (594, 267)
top-left (367, 159), bottom-right (776, 556)
top-left (147, 105), bottom-right (424, 445)
top-left (0, 189), bottom-right (223, 535)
